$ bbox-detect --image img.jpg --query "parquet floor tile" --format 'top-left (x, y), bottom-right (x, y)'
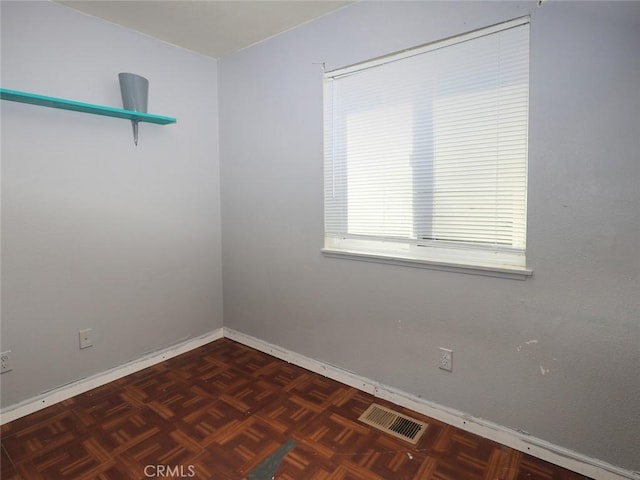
top-left (1, 338), bottom-right (592, 479)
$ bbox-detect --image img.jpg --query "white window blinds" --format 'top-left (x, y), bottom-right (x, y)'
top-left (324, 18), bottom-right (530, 270)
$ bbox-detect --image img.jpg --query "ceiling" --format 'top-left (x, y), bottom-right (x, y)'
top-left (57, 1), bottom-right (352, 59)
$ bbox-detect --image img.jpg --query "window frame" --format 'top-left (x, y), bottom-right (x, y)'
top-left (321, 17), bottom-right (533, 280)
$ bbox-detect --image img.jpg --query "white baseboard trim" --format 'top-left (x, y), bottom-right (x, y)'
top-left (0, 328), bottom-right (224, 425)
top-left (2, 326), bottom-right (636, 479)
top-left (224, 327), bottom-right (638, 480)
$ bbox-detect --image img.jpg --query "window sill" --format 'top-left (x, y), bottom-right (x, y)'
top-left (321, 248), bottom-right (533, 280)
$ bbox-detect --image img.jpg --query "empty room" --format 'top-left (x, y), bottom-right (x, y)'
top-left (1, 1), bottom-right (639, 479)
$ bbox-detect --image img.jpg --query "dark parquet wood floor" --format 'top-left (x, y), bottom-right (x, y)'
top-left (1, 338), bottom-right (591, 480)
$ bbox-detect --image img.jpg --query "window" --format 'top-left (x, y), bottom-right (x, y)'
top-left (323, 18), bottom-right (531, 277)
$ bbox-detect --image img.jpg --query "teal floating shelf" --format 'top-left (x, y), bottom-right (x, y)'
top-left (0, 88), bottom-right (176, 125)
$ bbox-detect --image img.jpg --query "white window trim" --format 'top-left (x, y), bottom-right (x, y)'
top-left (321, 247), bottom-right (532, 280)
top-left (322, 17), bottom-right (532, 280)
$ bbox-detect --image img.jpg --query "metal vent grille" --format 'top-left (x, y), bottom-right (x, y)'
top-left (358, 404), bottom-right (427, 445)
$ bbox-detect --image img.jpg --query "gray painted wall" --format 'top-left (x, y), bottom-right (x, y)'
top-left (219, 1), bottom-right (640, 471)
top-left (1, 1), bottom-right (223, 407)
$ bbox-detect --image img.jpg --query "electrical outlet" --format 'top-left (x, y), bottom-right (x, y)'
top-left (79, 329), bottom-right (93, 349)
top-left (1, 351), bottom-right (13, 373)
top-left (439, 347), bottom-right (453, 372)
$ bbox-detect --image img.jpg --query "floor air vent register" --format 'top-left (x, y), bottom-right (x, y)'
top-left (358, 403), bottom-right (428, 445)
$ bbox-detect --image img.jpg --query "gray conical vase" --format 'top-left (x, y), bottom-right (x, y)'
top-left (119, 73), bottom-right (149, 146)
